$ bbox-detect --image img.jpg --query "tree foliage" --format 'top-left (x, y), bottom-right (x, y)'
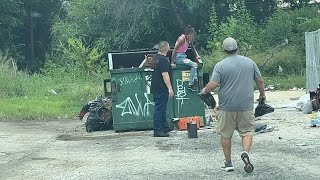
top-left (262, 6), bottom-right (320, 51)
top-left (244, 0), bottom-right (277, 24)
top-left (282, 0), bottom-right (311, 10)
top-left (208, 0), bottom-right (258, 52)
top-left (0, 0), bottom-right (62, 72)
top-left (1, 0), bottom-right (320, 76)
top-left (0, 0), bottom-right (24, 50)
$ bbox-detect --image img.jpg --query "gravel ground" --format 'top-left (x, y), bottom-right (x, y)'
top-left (1, 90), bottom-right (320, 180)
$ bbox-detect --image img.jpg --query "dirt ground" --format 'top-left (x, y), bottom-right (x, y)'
top-left (1, 90), bottom-right (320, 180)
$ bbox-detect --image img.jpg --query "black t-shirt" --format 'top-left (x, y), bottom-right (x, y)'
top-left (151, 53), bottom-right (172, 93)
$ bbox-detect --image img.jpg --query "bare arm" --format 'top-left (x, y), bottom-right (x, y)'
top-left (202, 81), bottom-right (219, 94)
top-left (255, 77), bottom-right (266, 100)
top-left (162, 72), bottom-right (174, 97)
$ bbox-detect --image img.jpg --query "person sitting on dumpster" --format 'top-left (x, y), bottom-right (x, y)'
top-left (171, 25), bottom-right (201, 92)
top-left (151, 41), bottom-right (174, 137)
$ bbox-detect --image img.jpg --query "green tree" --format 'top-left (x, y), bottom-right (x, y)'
top-left (0, 0), bottom-right (62, 72)
top-left (0, 0), bottom-right (25, 58)
top-left (262, 6), bottom-right (320, 50)
top-left (244, 0), bottom-right (277, 24)
top-left (282, 0), bottom-right (311, 10)
top-left (207, 2), bottom-right (219, 51)
top-left (210, 0), bottom-right (258, 52)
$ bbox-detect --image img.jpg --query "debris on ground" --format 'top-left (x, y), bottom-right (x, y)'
top-left (79, 96), bottom-right (113, 132)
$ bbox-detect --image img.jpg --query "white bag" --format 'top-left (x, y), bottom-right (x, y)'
top-left (302, 101), bottom-right (313, 114)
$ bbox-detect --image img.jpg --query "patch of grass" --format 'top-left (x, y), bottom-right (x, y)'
top-left (0, 83), bottom-right (104, 121)
top-left (0, 97), bottom-right (80, 120)
top-left (0, 64), bottom-right (105, 120)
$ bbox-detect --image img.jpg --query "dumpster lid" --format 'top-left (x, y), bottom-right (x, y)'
top-left (107, 48), bottom-right (195, 70)
top-left (108, 48), bottom-right (160, 70)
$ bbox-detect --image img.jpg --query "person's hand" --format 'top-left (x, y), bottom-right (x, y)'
top-left (169, 89), bottom-right (174, 98)
top-left (259, 95), bottom-right (266, 102)
top-left (171, 63), bottom-right (176, 68)
top-left (201, 87), bottom-right (208, 95)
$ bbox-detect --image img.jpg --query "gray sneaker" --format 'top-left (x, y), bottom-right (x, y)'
top-left (241, 151), bottom-right (254, 173)
top-left (221, 162), bottom-right (234, 172)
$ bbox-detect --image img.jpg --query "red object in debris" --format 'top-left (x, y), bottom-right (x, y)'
top-left (178, 117), bottom-right (200, 130)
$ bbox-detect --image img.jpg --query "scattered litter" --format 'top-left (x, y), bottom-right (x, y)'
top-left (255, 124), bottom-right (276, 133)
top-left (289, 87), bottom-right (298, 91)
top-left (301, 101), bottom-right (313, 114)
top-left (49, 89), bottom-right (57, 95)
top-left (290, 97), bottom-right (300, 100)
top-left (296, 94), bottom-right (310, 111)
top-left (264, 85), bottom-right (275, 91)
top-left (296, 143), bottom-right (308, 146)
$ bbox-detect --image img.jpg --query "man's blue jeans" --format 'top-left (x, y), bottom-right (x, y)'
top-left (153, 91), bottom-right (169, 134)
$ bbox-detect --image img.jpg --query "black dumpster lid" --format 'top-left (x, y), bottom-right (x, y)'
top-left (108, 48), bottom-right (159, 54)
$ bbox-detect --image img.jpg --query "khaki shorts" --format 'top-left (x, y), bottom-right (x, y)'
top-left (217, 110), bottom-right (255, 139)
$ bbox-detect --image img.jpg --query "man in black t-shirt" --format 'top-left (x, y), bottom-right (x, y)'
top-left (151, 41), bottom-right (174, 137)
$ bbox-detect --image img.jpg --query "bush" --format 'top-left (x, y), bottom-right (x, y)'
top-left (250, 46), bottom-right (305, 76)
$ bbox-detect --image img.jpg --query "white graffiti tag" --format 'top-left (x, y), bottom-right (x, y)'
top-left (145, 74), bottom-right (152, 94)
top-left (116, 93), bottom-right (154, 117)
top-left (119, 74), bottom-right (143, 86)
top-left (176, 79), bottom-right (189, 113)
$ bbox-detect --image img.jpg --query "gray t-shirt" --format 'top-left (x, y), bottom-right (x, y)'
top-left (210, 54), bottom-right (261, 111)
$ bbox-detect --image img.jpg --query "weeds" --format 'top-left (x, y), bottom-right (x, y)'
top-left (0, 49), bottom-right (306, 120)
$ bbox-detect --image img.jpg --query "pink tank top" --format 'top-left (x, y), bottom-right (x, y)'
top-left (176, 34), bottom-right (189, 53)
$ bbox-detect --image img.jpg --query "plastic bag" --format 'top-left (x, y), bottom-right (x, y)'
top-left (198, 92), bottom-right (216, 108)
top-left (254, 100), bottom-right (274, 117)
top-left (302, 101), bottom-right (312, 114)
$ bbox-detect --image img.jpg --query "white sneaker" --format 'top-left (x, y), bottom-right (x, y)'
top-left (221, 162), bottom-right (234, 172)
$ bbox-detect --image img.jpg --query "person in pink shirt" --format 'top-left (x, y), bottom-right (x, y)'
top-left (171, 25), bottom-right (201, 91)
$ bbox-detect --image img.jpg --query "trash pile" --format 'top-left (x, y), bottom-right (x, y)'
top-left (79, 96), bottom-right (113, 132)
top-left (296, 85), bottom-right (320, 114)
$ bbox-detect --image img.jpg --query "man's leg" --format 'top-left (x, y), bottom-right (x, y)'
top-left (218, 111), bottom-right (236, 172)
top-left (221, 136), bottom-right (232, 162)
top-left (242, 135), bottom-right (252, 152)
top-left (237, 111), bottom-right (255, 173)
top-left (160, 92), bottom-right (169, 132)
top-left (154, 91), bottom-right (169, 137)
top-left (153, 93), bottom-right (162, 135)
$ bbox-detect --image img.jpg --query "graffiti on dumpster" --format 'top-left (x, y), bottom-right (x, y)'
top-left (116, 93), bottom-right (154, 117)
top-left (119, 74), bottom-right (143, 86)
top-left (176, 79), bottom-right (189, 113)
top-left (145, 75), bottom-right (152, 94)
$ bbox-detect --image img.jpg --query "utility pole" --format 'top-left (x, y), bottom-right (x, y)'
top-left (29, 3), bottom-right (35, 66)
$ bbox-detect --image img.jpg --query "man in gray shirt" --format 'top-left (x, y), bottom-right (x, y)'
top-left (201, 37), bottom-right (266, 173)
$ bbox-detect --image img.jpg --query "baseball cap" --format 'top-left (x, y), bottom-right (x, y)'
top-left (223, 37), bottom-right (238, 51)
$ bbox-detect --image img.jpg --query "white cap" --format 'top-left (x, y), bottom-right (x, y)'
top-left (223, 37), bottom-right (238, 51)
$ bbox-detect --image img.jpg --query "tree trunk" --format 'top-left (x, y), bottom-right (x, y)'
top-left (170, 0), bottom-right (185, 30)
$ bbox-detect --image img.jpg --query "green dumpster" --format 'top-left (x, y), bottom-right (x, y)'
top-left (110, 68), bottom-right (154, 132)
top-left (107, 49), bottom-right (204, 132)
top-left (171, 61), bottom-right (205, 119)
